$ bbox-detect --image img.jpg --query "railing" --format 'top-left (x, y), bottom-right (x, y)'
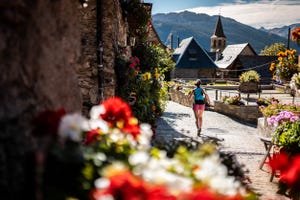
top-left (172, 78), bottom-right (300, 105)
top-left (204, 87), bottom-right (300, 105)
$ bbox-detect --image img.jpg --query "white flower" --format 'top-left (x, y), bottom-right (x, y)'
top-left (90, 105), bottom-right (105, 120)
top-left (129, 151), bottom-right (149, 166)
top-left (109, 129), bottom-right (125, 142)
top-left (140, 156), bottom-right (193, 194)
top-left (193, 153), bottom-right (241, 196)
top-left (94, 177), bottom-right (110, 189)
top-left (139, 123), bottom-right (153, 139)
top-left (58, 113), bottom-right (87, 142)
top-left (137, 123), bottom-right (152, 150)
top-left (210, 176), bottom-right (240, 196)
top-left (95, 195), bottom-right (114, 200)
top-left (89, 119), bottom-right (109, 132)
top-left (92, 153), bottom-right (107, 166)
top-left (194, 154), bottom-right (226, 180)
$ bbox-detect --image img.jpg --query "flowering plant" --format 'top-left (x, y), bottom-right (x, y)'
top-left (290, 72), bottom-right (300, 90)
top-left (239, 70), bottom-right (260, 83)
top-left (259, 99), bottom-right (300, 117)
top-left (222, 95), bottom-right (244, 106)
top-left (31, 97), bottom-right (257, 200)
top-left (291, 27), bottom-right (300, 45)
top-left (256, 97), bottom-right (272, 107)
top-left (269, 49), bottom-right (298, 81)
top-left (84, 98), bottom-right (256, 200)
top-left (116, 45), bottom-right (169, 127)
top-left (30, 109), bottom-right (87, 199)
top-left (268, 111), bottom-right (300, 153)
top-left (269, 152), bottom-right (300, 199)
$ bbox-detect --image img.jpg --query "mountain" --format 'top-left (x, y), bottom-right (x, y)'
top-left (152, 11), bottom-right (300, 54)
top-left (259, 23), bottom-right (300, 38)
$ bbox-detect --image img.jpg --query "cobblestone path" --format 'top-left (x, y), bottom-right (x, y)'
top-left (155, 101), bottom-right (289, 200)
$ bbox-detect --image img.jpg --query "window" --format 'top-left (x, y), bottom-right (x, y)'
top-left (188, 49), bottom-right (197, 61)
top-left (213, 40), bottom-right (216, 48)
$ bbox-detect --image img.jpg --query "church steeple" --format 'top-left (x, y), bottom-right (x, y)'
top-left (210, 15), bottom-right (226, 52)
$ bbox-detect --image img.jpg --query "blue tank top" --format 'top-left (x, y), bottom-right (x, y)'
top-left (194, 87), bottom-right (204, 101)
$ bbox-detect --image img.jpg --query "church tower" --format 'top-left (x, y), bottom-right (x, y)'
top-left (210, 15), bottom-right (226, 52)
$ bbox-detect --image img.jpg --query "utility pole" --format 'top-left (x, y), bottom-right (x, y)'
top-left (287, 27), bottom-right (291, 50)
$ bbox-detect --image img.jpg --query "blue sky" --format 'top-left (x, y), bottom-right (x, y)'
top-left (144, 0), bottom-right (300, 29)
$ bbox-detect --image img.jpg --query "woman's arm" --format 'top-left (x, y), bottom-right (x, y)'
top-left (188, 89), bottom-right (194, 99)
top-left (202, 89), bottom-right (211, 104)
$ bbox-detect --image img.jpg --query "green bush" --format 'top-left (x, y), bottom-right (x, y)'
top-left (222, 95), bottom-right (244, 106)
top-left (239, 70), bottom-right (260, 83)
top-left (115, 44), bottom-right (175, 126)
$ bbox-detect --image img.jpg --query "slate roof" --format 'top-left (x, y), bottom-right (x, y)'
top-left (215, 43), bottom-right (256, 69)
top-left (173, 37), bottom-right (218, 69)
top-left (212, 16), bottom-right (226, 38)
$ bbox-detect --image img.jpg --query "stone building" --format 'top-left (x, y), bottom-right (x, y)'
top-left (0, 0), bottom-right (158, 198)
top-left (79, 0), bottom-right (161, 114)
top-left (172, 15), bottom-right (277, 83)
top-left (172, 37), bottom-right (218, 81)
top-left (78, 0), bottom-right (129, 115)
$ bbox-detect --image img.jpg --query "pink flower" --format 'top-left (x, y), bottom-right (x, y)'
top-left (290, 116), bottom-right (299, 122)
top-left (267, 116), bottom-right (276, 126)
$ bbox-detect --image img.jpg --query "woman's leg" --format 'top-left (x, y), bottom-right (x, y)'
top-left (193, 109), bottom-right (199, 129)
top-left (198, 109), bottom-right (204, 129)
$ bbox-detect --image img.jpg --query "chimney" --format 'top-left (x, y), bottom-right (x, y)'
top-left (177, 36), bottom-right (180, 48)
top-left (215, 49), bottom-right (221, 61)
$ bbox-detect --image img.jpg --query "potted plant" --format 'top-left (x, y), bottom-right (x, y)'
top-left (238, 70), bottom-right (260, 93)
top-left (290, 72), bottom-right (300, 97)
top-left (291, 26), bottom-right (300, 45)
top-left (269, 49), bottom-right (298, 83)
top-left (268, 110), bottom-right (300, 152)
top-left (222, 95), bottom-right (245, 106)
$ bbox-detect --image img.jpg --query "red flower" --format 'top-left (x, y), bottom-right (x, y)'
top-left (269, 152), bottom-right (290, 172)
top-left (179, 187), bottom-right (245, 200)
top-left (100, 97), bottom-right (132, 125)
top-left (269, 152), bottom-right (300, 189)
top-left (291, 27), bottom-right (300, 42)
top-left (280, 155), bottom-right (300, 188)
top-left (32, 108), bottom-right (66, 138)
top-left (83, 128), bottom-right (101, 145)
top-left (144, 186), bottom-right (176, 200)
top-left (129, 56), bottom-right (140, 69)
top-left (90, 171), bottom-right (175, 200)
top-left (100, 97), bottom-right (140, 139)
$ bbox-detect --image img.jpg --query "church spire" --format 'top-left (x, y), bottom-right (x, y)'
top-left (210, 15), bottom-right (226, 53)
top-left (213, 15), bottom-right (226, 38)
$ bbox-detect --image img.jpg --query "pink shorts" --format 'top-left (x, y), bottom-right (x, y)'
top-left (193, 103), bottom-right (205, 111)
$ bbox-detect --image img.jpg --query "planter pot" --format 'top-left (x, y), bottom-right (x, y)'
top-left (257, 117), bottom-right (276, 137)
top-left (238, 82), bottom-right (259, 93)
top-left (292, 111), bottom-right (300, 116)
top-left (214, 101), bottom-right (262, 124)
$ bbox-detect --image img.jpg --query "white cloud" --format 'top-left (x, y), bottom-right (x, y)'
top-left (184, 2), bottom-right (300, 29)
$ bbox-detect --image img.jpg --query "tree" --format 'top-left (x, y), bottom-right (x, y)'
top-left (260, 42), bottom-right (286, 56)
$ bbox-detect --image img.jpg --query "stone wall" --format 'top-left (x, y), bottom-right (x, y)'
top-left (214, 101), bottom-right (263, 124)
top-left (101, 0), bottom-right (127, 97)
top-left (0, 1), bottom-right (82, 198)
top-left (78, 0), bottom-right (128, 115)
top-left (78, 0), bottom-right (99, 111)
top-left (169, 88), bottom-right (193, 107)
